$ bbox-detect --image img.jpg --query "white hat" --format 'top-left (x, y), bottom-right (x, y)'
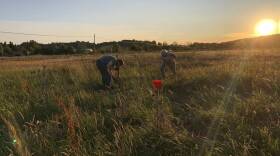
top-left (161, 49), bottom-right (168, 57)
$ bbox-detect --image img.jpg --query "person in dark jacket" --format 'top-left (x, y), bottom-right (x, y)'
top-left (160, 49), bottom-right (176, 78)
top-left (96, 55), bottom-right (124, 89)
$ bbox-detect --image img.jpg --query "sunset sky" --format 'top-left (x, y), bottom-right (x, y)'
top-left (0, 0), bottom-right (279, 44)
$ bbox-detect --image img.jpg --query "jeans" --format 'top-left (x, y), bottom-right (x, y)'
top-left (96, 60), bottom-right (112, 87)
top-left (161, 60), bottom-right (176, 78)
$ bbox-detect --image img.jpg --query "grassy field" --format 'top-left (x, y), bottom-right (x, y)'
top-left (0, 50), bottom-right (280, 156)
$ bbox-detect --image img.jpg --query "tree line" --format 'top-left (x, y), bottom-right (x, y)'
top-left (1, 34), bottom-right (280, 56)
top-left (0, 40), bottom-right (93, 56)
top-left (0, 40), bottom-right (191, 56)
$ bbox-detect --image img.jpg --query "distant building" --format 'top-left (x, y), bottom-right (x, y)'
top-left (82, 48), bottom-right (94, 53)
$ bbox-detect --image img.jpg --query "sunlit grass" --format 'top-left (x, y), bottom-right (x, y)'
top-left (0, 50), bottom-right (280, 155)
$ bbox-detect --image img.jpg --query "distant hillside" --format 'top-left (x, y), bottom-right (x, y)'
top-left (96, 40), bottom-right (189, 53)
top-left (225, 34), bottom-right (280, 49)
top-left (190, 34), bottom-right (280, 50)
top-left (0, 35), bottom-right (280, 56)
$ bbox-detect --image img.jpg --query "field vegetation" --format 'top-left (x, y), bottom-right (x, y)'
top-left (0, 50), bottom-right (280, 156)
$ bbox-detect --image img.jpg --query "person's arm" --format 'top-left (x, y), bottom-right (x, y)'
top-left (161, 56), bottom-right (169, 62)
top-left (107, 61), bottom-right (120, 79)
top-left (114, 68), bottom-right (120, 80)
top-left (168, 52), bottom-right (176, 59)
top-left (107, 61), bottom-right (114, 75)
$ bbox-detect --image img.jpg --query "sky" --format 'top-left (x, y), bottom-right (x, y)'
top-left (0, 0), bottom-right (279, 44)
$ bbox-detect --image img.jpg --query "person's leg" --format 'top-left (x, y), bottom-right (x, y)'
top-left (160, 62), bottom-right (166, 78)
top-left (169, 61), bottom-right (176, 75)
top-left (103, 71), bottom-right (112, 88)
top-left (96, 60), bottom-right (103, 72)
top-left (96, 60), bottom-right (109, 87)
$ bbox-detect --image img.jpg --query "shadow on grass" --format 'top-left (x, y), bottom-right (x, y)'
top-left (83, 81), bottom-right (105, 92)
top-left (0, 120), bottom-right (14, 155)
top-left (164, 72), bottom-right (256, 135)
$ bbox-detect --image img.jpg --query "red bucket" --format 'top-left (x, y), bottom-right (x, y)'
top-left (152, 80), bottom-right (163, 90)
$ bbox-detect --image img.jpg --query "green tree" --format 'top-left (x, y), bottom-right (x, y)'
top-left (162, 41), bottom-right (169, 49)
top-left (21, 40), bottom-right (41, 55)
top-left (4, 46), bottom-right (13, 56)
top-left (9, 41), bottom-right (15, 49)
top-left (0, 44), bottom-right (3, 56)
top-left (112, 44), bottom-right (119, 53)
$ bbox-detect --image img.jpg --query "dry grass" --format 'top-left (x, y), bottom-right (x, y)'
top-left (0, 50), bottom-right (280, 156)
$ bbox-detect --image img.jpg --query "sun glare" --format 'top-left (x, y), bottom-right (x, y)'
top-left (255, 19), bottom-right (278, 36)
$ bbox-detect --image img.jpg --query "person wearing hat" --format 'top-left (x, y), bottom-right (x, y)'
top-left (160, 49), bottom-right (176, 78)
top-left (96, 55), bottom-right (124, 89)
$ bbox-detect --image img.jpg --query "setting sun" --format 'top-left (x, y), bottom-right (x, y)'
top-left (255, 19), bottom-right (278, 36)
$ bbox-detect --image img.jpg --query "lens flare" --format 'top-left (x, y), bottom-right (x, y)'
top-left (255, 19), bottom-right (277, 36)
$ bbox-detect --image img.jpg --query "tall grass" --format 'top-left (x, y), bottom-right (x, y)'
top-left (0, 51), bottom-right (279, 155)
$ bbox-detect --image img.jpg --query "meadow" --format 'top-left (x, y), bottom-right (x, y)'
top-left (0, 50), bottom-right (280, 156)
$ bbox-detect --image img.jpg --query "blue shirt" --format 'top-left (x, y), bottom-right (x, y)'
top-left (97, 55), bottom-right (117, 69)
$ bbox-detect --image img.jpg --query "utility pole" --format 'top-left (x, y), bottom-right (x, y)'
top-left (93, 34), bottom-right (96, 52)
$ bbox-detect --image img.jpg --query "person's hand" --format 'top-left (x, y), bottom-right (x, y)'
top-left (116, 69), bottom-right (120, 78)
top-left (105, 85), bottom-right (113, 90)
top-left (108, 69), bottom-right (113, 76)
top-left (112, 73), bottom-right (120, 81)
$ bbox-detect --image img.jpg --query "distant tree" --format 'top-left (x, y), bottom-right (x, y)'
top-left (112, 44), bottom-right (119, 53)
top-left (0, 44), bottom-right (3, 56)
top-left (67, 46), bottom-right (77, 54)
top-left (21, 40), bottom-right (42, 55)
top-left (162, 41), bottom-right (169, 49)
top-left (130, 44), bottom-right (141, 51)
top-left (4, 46), bottom-right (13, 56)
top-left (172, 42), bottom-right (178, 46)
top-left (8, 42), bottom-right (15, 49)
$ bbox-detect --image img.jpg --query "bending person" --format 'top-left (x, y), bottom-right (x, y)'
top-left (160, 49), bottom-right (176, 78)
top-left (96, 55), bottom-right (124, 89)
